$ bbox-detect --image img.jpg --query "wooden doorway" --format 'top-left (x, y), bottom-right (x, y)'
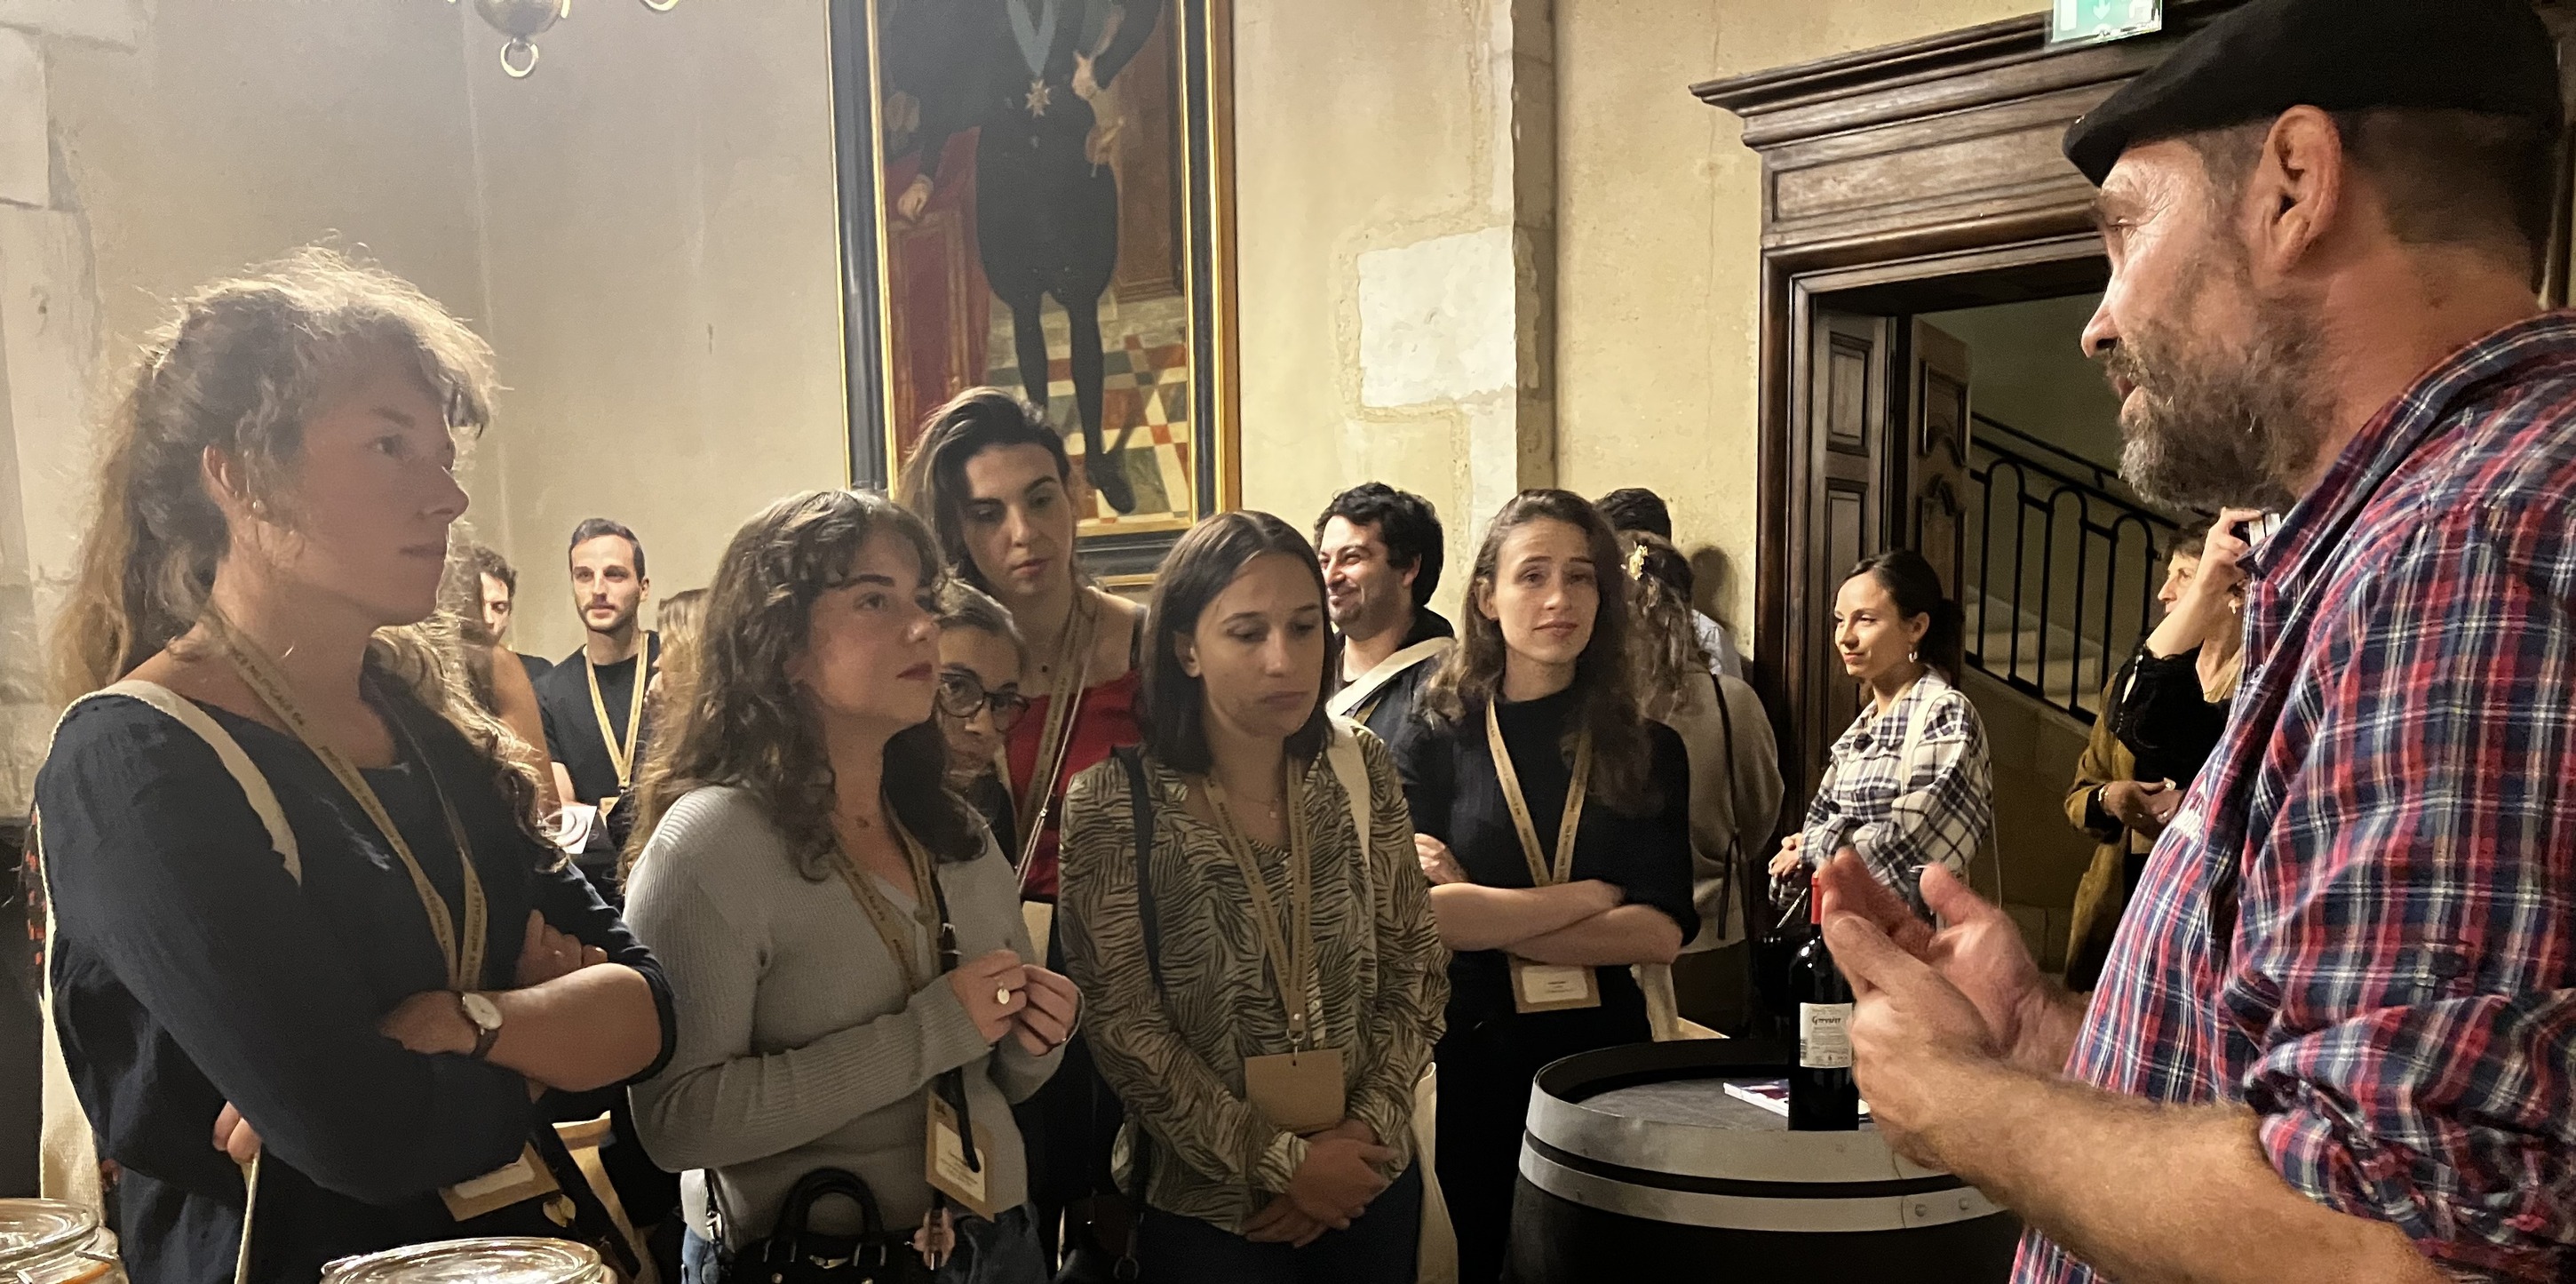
top-left (1695, 1), bottom-right (2576, 801)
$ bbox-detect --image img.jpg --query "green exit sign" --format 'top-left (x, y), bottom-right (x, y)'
top-left (2050, 0), bottom-right (2162, 47)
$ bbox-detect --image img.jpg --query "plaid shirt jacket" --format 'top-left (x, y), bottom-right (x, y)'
top-left (2016, 314), bottom-right (2576, 1283)
top-left (1801, 671), bottom-right (1993, 917)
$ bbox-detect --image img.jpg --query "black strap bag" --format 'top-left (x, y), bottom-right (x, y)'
top-left (711, 1168), bottom-right (930, 1284)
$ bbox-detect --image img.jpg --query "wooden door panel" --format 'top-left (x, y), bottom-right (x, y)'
top-left (1909, 321), bottom-right (1974, 605)
top-left (1803, 309), bottom-right (1891, 778)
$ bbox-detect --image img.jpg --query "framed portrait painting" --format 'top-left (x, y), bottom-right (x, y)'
top-left (831, 0), bottom-right (1240, 577)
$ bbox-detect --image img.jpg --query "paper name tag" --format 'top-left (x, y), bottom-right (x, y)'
top-left (1511, 957), bottom-right (1602, 1013)
top-left (926, 1097), bottom-right (1001, 1219)
top-left (439, 1143), bottom-right (562, 1222)
top-left (1243, 1046), bottom-right (1347, 1136)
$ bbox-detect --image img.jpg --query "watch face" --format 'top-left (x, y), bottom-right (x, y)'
top-left (461, 992), bottom-right (503, 1031)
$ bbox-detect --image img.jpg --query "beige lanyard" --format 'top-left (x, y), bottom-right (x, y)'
top-left (1204, 763), bottom-right (1318, 1049)
top-left (203, 610), bottom-right (488, 993)
top-left (1484, 701), bottom-right (1593, 889)
top-left (583, 632), bottom-right (654, 793)
top-left (1007, 588), bottom-right (1098, 880)
top-left (831, 817), bottom-right (945, 993)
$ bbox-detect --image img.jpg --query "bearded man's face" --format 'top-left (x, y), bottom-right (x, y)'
top-left (2084, 137), bottom-right (2330, 514)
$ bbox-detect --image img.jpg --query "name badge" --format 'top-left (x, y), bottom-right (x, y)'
top-left (1242, 1046), bottom-right (1347, 1136)
top-left (439, 1142), bottom-right (563, 1222)
top-left (1511, 957), bottom-right (1602, 1013)
top-left (925, 1097), bottom-right (1001, 1219)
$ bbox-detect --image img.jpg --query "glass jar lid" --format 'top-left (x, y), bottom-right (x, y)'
top-left (0, 1199), bottom-right (99, 1270)
top-left (320, 1237), bottom-right (604, 1284)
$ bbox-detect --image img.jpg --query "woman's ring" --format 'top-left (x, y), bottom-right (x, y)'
top-left (996, 985), bottom-right (1014, 1008)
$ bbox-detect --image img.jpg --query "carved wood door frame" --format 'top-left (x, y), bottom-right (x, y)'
top-left (1697, 0), bottom-right (2576, 802)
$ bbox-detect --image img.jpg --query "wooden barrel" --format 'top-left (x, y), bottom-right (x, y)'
top-left (1508, 1040), bottom-right (2021, 1282)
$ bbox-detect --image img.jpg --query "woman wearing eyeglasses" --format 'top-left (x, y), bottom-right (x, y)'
top-left (934, 581), bottom-right (1035, 857)
top-left (900, 387), bottom-right (1146, 1275)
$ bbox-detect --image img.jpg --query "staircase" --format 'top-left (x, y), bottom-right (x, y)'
top-left (1962, 413), bottom-right (2183, 726)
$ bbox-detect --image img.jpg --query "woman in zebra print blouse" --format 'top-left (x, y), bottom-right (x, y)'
top-left (1058, 511), bottom-right (1450, 1281)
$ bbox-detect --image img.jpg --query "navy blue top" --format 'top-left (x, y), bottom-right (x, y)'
top-left (35, 683), bottom-right (677, 1283)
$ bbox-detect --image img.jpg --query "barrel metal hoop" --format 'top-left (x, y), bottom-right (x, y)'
top-left (1520, 1145), bottom-right (2005, 1234)
top-left (1524, 1136), bottom-right (1970, 1201)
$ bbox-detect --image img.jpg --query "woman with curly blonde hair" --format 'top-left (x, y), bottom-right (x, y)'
top-left (33, 248), bottom-right (672, 1281)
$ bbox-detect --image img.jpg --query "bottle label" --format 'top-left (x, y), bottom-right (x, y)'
top-left (1799, 1001), bottom-right (1855, 1070)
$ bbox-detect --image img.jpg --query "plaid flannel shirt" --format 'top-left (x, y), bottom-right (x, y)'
top-left (2016, 314), bottom-right (2576, 1284)
top-left (1800, 671), bottom-right (1992, 916)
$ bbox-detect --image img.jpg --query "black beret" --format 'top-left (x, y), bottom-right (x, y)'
top-left (2063, 0), bottom-right (2564, 186)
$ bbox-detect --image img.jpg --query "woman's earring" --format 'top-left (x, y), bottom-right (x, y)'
top-left (1909, 647), bottom-right (1920, 664)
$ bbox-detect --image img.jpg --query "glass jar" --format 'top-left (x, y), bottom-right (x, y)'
top-left (0, 1199), bottom-right (123, 1284)
top-left (319, 1237), bottom-right (606, 1284)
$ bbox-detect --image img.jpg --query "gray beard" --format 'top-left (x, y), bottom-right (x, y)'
top-left (2111, 296), bottom-right (2326, 514)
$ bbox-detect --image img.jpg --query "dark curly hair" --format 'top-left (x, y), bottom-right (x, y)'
top-left (1312, 482), bottom-right (1444, 609)
top-left (631, 490), bottom-right (982, 880)
top-left (1419, 489), bottom-right (1659, 816)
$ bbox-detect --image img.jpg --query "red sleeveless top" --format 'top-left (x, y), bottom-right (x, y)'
top-left (1004, 667), bottom-right (1142, 899)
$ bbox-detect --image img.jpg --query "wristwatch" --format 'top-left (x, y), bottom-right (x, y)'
top-left (457, 992), bottom-right (505, 1060)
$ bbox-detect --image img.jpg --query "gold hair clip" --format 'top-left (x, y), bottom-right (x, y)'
top-left (1626, 543), bottom-right (1650, 581)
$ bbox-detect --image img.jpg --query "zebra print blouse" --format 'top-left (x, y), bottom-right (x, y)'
top-left (1056, 725), bottom-right (1450, 1232)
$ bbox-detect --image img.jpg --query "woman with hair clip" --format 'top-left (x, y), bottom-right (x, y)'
top-left (32, 249), bottom-right (673, 1282)
top-left (1057, 511), bottom-right (1448, 1281)
top-left (1620, 532), bottom-right (1783, 1033)
top-left (1396, 490), bottom-right (1697, 1284)
top-left (624, 489), bottom-right (1076, 1283)
top-left (1768, 548), bottom-right (1993, 920)
top-left (897, 387), bottom-right (1145, 1276)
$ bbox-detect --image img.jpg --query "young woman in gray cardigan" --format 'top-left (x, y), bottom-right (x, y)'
top-left (624, 491), bottom-right (1077, 1282)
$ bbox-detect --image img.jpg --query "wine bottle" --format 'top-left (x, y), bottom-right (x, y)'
top-left (1787, 872), bottom-right (1859, 1130)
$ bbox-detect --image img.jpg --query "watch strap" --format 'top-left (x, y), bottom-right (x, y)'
top-left (457, 993), bottom-right (503, 1060)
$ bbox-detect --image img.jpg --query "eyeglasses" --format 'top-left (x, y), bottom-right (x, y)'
top-left (935, 670), bottom-right (1030, 733)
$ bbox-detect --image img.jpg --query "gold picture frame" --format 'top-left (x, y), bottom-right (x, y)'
top-left (830, 0), bottom-right (1240, 578)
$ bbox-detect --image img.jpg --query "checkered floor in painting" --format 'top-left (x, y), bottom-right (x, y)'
top-left (985, 290), bottom-right (1196, 526)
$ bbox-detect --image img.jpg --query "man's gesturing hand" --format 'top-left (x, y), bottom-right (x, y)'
top-left (1815, 855), bottom-right (2067, 1075)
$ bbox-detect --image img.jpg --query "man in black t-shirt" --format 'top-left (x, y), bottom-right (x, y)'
top-left (532, 518), bottom-right (658, 897)
top-left (1316, 482), bottom-right (1454, 756)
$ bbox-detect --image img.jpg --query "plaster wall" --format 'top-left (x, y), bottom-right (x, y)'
top-left (1554, 0), bottom-right (2039, 640)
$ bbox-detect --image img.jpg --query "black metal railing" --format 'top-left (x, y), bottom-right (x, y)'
top-left (1963, 412), bottom-right (2182, 724)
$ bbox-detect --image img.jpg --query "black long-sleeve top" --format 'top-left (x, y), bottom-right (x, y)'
top-left (2108, 644), bottom-right (2231, 785)
top-left (35, 685), bottom-right (677, 1283)
top-left (909, 0), bottom-right (1162, 183)
top-left (1395, 687), bottom-right (1697, 1044)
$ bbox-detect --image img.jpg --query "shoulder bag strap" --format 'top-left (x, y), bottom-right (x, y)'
top-left (36, 682), bottom-right (301, 1283)
top-left (1109, 746), bottom-right (1159, 1272)
top-left (1898, 681), bottom-right (1941, 783)
top-left (1324, 635), bottom-right (1454, 721)
top-left (98, 681), bottom-right (302, 881)
top-left (1114, 746), bottom-right (1164, 995)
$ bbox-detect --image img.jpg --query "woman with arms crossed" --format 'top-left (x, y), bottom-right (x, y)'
top-left (35, 250), bottom-right (671, 1281)
top-left (1398, 490), bottom-right (1697, 1284)
top-left (1059, 512), bottom-right (1447, 1281)
top-left (624, 490), bottom-right (1075, 1282)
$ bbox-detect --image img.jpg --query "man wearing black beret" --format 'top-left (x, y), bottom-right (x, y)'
top-left (1812, 0), bottom-right (2576, 1281)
